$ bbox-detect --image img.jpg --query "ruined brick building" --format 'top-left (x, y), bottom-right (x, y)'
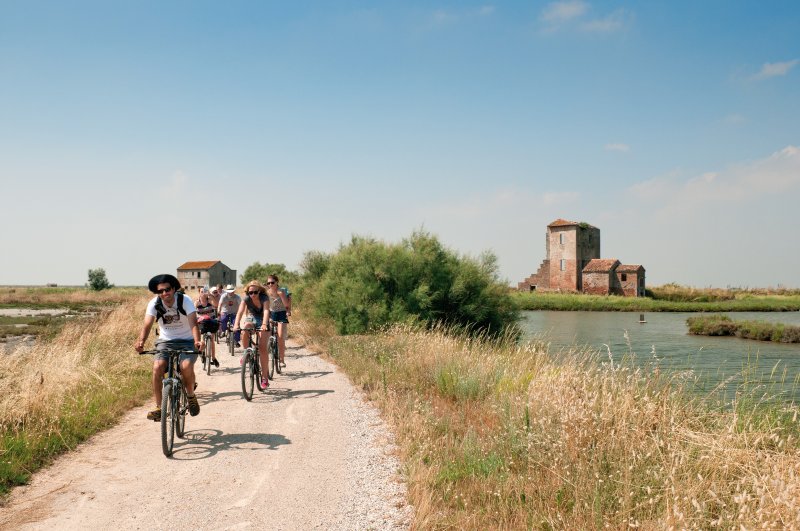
top-left (518, 219), bottom-right (646, 297)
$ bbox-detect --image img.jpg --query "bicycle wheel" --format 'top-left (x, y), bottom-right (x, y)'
top-left (255, 354), bottom-right (267, 391)
top-left (271, 336), bottom-right (282, 375)
top-left (161, 382), bottom-right (175, 457)
top-left (176, 384), bottom-right (187, 438)
top-left (267, 337), bottom-right (275, 379)
top-left (228, 329), bottom-right (235, 356)
top-left (205, 337), bottom-right (212, 375)
top-left (241, 349), bottom-right (254, 401)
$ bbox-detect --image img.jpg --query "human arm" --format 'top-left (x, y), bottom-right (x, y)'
top-left (135, 314), bottom-right (156, 352)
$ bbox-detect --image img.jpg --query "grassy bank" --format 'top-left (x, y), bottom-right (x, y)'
top-left (514, 290), bottom-right (800, 312)
top-left (0, 295), bottom-right (152, 494)
top-left (0, 286), bottom-right (146, 310)
top-left (294, 314), bottom-right (800, 529)
top-left (687, 315), bottom-right (800, 343)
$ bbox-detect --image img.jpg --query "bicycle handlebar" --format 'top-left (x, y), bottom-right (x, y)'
top-left (139, 349), bottom-right (198, 356)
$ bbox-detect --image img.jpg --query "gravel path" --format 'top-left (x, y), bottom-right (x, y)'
top-left (0, 340), bottom-right (411, 530)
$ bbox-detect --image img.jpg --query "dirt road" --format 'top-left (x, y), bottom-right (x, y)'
top-left (0, 341), bottom-right (410, 530)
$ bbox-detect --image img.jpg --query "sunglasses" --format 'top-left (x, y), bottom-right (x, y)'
top-left (266, 281), bottom-right (276, 285)
top-left (156, 287), bottom-right (173, 294)
top-left (247, 291), bottom-right (260, 295)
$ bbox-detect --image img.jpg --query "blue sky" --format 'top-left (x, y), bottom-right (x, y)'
top-left (1, 1), bottom-right (798, 288)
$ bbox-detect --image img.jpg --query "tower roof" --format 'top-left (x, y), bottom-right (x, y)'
top-left (548, 218), bottom-right (597, 229)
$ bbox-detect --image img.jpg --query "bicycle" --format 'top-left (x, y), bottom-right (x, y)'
top-left (237, 327), bottom-right (268, 401)
top-left (221, 315), bottom-right (237, 356)
top-left (201, 329), bottom-right (214, 375)
top-left (140, 348), bottom-right (195, 457)
top-left (266, 319), bottom-right (281, 379)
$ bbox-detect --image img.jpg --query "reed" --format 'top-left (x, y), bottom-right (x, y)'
top-left (296, 316), bottom-right (800, 529)
top-left (514, 290), bottom-right (800, 312)
top-left (0, 286), bottom-right (146, 309)
top-left (0, 295), bottom-right (152, 493)
top-left (688, 315), bottom-right (800, 343)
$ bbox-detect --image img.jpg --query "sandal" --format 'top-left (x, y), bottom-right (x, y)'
top-left (261, 378), bottom-right (269, 389)
top-left (146, 408), bottom-right (161, 422)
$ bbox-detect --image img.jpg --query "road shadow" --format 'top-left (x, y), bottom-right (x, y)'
top-left (252, 387), bottom-right (335, 404)
top-left (169, 428), bottom-right (291, 460)
top-left (277, 370), bottom-right (332, 382)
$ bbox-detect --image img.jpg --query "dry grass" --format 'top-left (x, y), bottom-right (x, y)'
top-left (0, 286), bottom-right (146, 308)
top-left (0, 294), bottom-right (152, 492)
top-left (301, 319), bottom-right (800, 529)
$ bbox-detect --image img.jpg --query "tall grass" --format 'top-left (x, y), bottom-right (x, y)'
top-left (0, 295), bottom-right (152, 493)
top-left (293, 316), bottom-right (800, 529)
top-left (688, 315), bottom-right (800, 343)
top-left (514, 290), bottom-right (800, 312)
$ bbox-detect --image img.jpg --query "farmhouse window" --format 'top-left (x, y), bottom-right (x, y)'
top-left (621, 273), bottom-right (627, 281)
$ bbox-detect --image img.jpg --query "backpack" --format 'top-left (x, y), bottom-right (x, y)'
top-left (155, 292), bottom-right (187, 322)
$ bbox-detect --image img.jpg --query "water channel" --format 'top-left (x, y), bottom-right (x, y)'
top-left (520, 311), bottom-right (800, 403)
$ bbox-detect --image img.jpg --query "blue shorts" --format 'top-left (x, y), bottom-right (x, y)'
top-left (155, 339), bottom-right (198, 363)
top-left (243, 315), bottom-right (263, 329)
top-left (270, 310), bottom-right (289, 323)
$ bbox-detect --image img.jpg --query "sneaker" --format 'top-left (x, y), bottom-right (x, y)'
top-left (280, 361), bottom-right (286, 368)
top-left (187, 395), bottom-right (200, 416)
top-left (146, 408), bottom-right (161, 422)
top-left (212, 358), bottom-right (219, 368)
top-left (260, 378), bottom-right (269, 389)
top-left (239, 356), bottom-right (244, 366)
top-left (236, 342), bottom-right (241, 348)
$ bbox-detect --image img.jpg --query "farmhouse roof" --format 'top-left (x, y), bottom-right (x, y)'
top-left (548, 218), bottom-right (597, 229)
top-left (617, 264), bottom-right (645, 273)
top-left (583, 259), bottom-right (620, 273)
top-left (177, 261), bottom-right (221, 270)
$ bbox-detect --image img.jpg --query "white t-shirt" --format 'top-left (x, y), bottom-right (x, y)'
top-left (146, 294), bottom-right (197, 341)
top-left (218, 292), bottom-right (242, 315)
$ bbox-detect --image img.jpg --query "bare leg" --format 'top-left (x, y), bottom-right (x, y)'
top-left (277, 322), bottom-right (287, 363)
top-left (152, 359), bottom-right (167, 407)
top-left (180, 358), bottom-right (196, 395)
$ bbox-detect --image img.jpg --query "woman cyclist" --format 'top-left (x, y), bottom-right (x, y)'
top-left (232, 280), bottom-right (270, 388)
top-left (266, 274), bottom-right (291, 368)
top-left (195, 287), bottom-right (220, 367)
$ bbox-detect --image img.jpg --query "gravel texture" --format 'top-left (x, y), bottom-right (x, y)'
top-left (0, 340), bottom-right (412, 530)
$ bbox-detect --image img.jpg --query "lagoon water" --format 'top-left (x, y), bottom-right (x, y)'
top-left (520, 311), bottom-right (800, 402)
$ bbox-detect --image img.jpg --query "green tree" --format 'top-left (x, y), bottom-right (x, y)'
top-left (87, 268), bottom-right (114, 291)
top-left (240, 262), bottom-right (300, 287)
top-left (303, 231), bottom-right (519, 337)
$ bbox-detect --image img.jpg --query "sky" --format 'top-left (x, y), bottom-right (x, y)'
top-left (1, 1), bottom-right (798, 288)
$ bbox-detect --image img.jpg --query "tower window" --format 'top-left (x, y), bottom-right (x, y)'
top-left (560, 259), bottom-right (566, 271)
top-left (559, 233), bottom-right (565, 245)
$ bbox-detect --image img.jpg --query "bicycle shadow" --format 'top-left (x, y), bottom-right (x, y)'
top-left (255, 387), bottom-right (335, 403)
top-left (197, 390), bottom-right (245, 405)
top-left (169, 429), bottom-right (290, 460)
top-left (276, 370), bottom-right (332, 382)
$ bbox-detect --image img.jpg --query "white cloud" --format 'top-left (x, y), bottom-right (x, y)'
top-left (539, 2), bottom-right (630, 34)
top-left (580, 9), bottom-right (630, 33)
top-left (540, 1), bottom-right (588, 23)
top-left (629, 145), bottom-right (800, 206)
top-left (752, 59), bottom-right (799, 80)
top-left (605, 143), bottom-right (630, 152)
top-left (723, 113), bottom-right (746, 125)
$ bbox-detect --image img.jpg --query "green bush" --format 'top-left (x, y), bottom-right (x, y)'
top-left (86, 268), bottom-right (113, 291)
top-left (240, 262), bottom-right (300, 287)
top-left (301, 231), bottom-right (519, 337)
top-left (686, 315), bottom-right (737, 336)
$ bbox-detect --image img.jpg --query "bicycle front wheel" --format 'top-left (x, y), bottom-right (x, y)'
top-left (161, 382), bottom-right (175, 457)
top-left (205, 338), bottom-right (212, 375)
top-left (228, 332), bottom-right (235, 356)
top-left (271, 336), bottom-right (282, 375)
top-left (267, 337), bottom-right (276, 379)
top-left (176, 384), bottom-right (187, 438)
top-left (241, 350), bottom-right (254, 401)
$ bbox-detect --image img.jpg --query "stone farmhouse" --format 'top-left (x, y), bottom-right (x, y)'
top-left (177, 261), bottom-right (237, 291)
top-left (518, 219), bottom-right (646, 297)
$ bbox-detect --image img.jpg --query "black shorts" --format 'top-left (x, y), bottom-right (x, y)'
top-left (199, 319), bottom-right (220, 334)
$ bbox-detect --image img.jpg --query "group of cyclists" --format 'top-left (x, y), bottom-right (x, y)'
top-left (134, 273), bottom-right (291, 421)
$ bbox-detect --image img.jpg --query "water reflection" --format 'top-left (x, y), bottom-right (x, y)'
top-left (521, 311), bottom-right (800, 403)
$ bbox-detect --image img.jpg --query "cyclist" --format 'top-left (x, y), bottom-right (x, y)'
top-left (232, 280), bottom-right (270, 389)
top-left (217, 284), bottom-right (241, 347)
top-left (134, 274), bottom-right (203, 421)
top-left (195, 287), bottom-right (220, 367)
top-left (209, 285), bottom-right (221, 309)
top-left (266, 274), bottom-right (291, 368)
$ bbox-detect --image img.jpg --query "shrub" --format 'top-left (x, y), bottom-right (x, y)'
top-left (302, 231), bottom-right (519, 338)
top-left (86, 268), bottom-right (113, 291)
top-left (686, 315), bottom-right (737, 336)
top-left (240, 262), bottom-right (300, 287)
